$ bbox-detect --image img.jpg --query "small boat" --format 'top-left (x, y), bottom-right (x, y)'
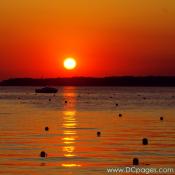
top-left (35, 87), bottom-right (58, 93)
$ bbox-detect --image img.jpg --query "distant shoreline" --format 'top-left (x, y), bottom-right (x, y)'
top-left (1, 76), bottom-right (175, 86)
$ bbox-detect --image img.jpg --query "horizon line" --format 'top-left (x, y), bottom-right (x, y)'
top-left (1, 75), bottom-right (175, 80)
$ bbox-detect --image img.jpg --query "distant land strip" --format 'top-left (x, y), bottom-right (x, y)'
top-left (0, 77), bottom-right (175, 86)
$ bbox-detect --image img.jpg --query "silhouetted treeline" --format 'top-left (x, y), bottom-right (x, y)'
top-left (0, 76), bottom-right (175, 86)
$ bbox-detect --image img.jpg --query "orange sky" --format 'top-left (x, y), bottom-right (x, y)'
top-left (0, 0), bottom-right (175, 79)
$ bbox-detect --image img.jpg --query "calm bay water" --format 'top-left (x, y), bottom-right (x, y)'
top-left (0, 86), bottom-right (175, 175)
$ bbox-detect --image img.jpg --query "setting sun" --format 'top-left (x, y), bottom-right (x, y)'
top-left (64, 58), bottom-right (77, 70)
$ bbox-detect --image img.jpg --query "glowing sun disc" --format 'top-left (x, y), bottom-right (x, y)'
top-left (64, 58), bottom-right (77, 70)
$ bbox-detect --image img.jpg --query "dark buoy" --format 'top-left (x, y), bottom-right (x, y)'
top-left (97, 132), bottom-right (101, 137)
top-left (49, 98), bottom-right (51, 101)
top-left (65, 100), bottom-right (68, 104)
top-left (133, 158), bottom-right (139, 165)
top-left (142, 138), bottom-right (149, 145)
top-left (116, 103), bottom-right (118, 107)
top-left (119, 113), bottom-right (122, 117)
top-left (45, 127), bottom-right (49, 131)
top-left (40, 151), bottom-right (47, 158)
top-left (160, 117), bottom-right (164, 121)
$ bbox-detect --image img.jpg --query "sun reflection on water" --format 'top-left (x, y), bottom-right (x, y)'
top-left (62, 111), bottom-right (78, 159)
top-left (62, 164), bottom-right (81, 167)
top-left (61, 87), bottom-right (81, 167)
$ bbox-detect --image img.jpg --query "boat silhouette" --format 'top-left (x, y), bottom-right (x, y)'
top-left (35, 87), bottom-right (58, 93)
